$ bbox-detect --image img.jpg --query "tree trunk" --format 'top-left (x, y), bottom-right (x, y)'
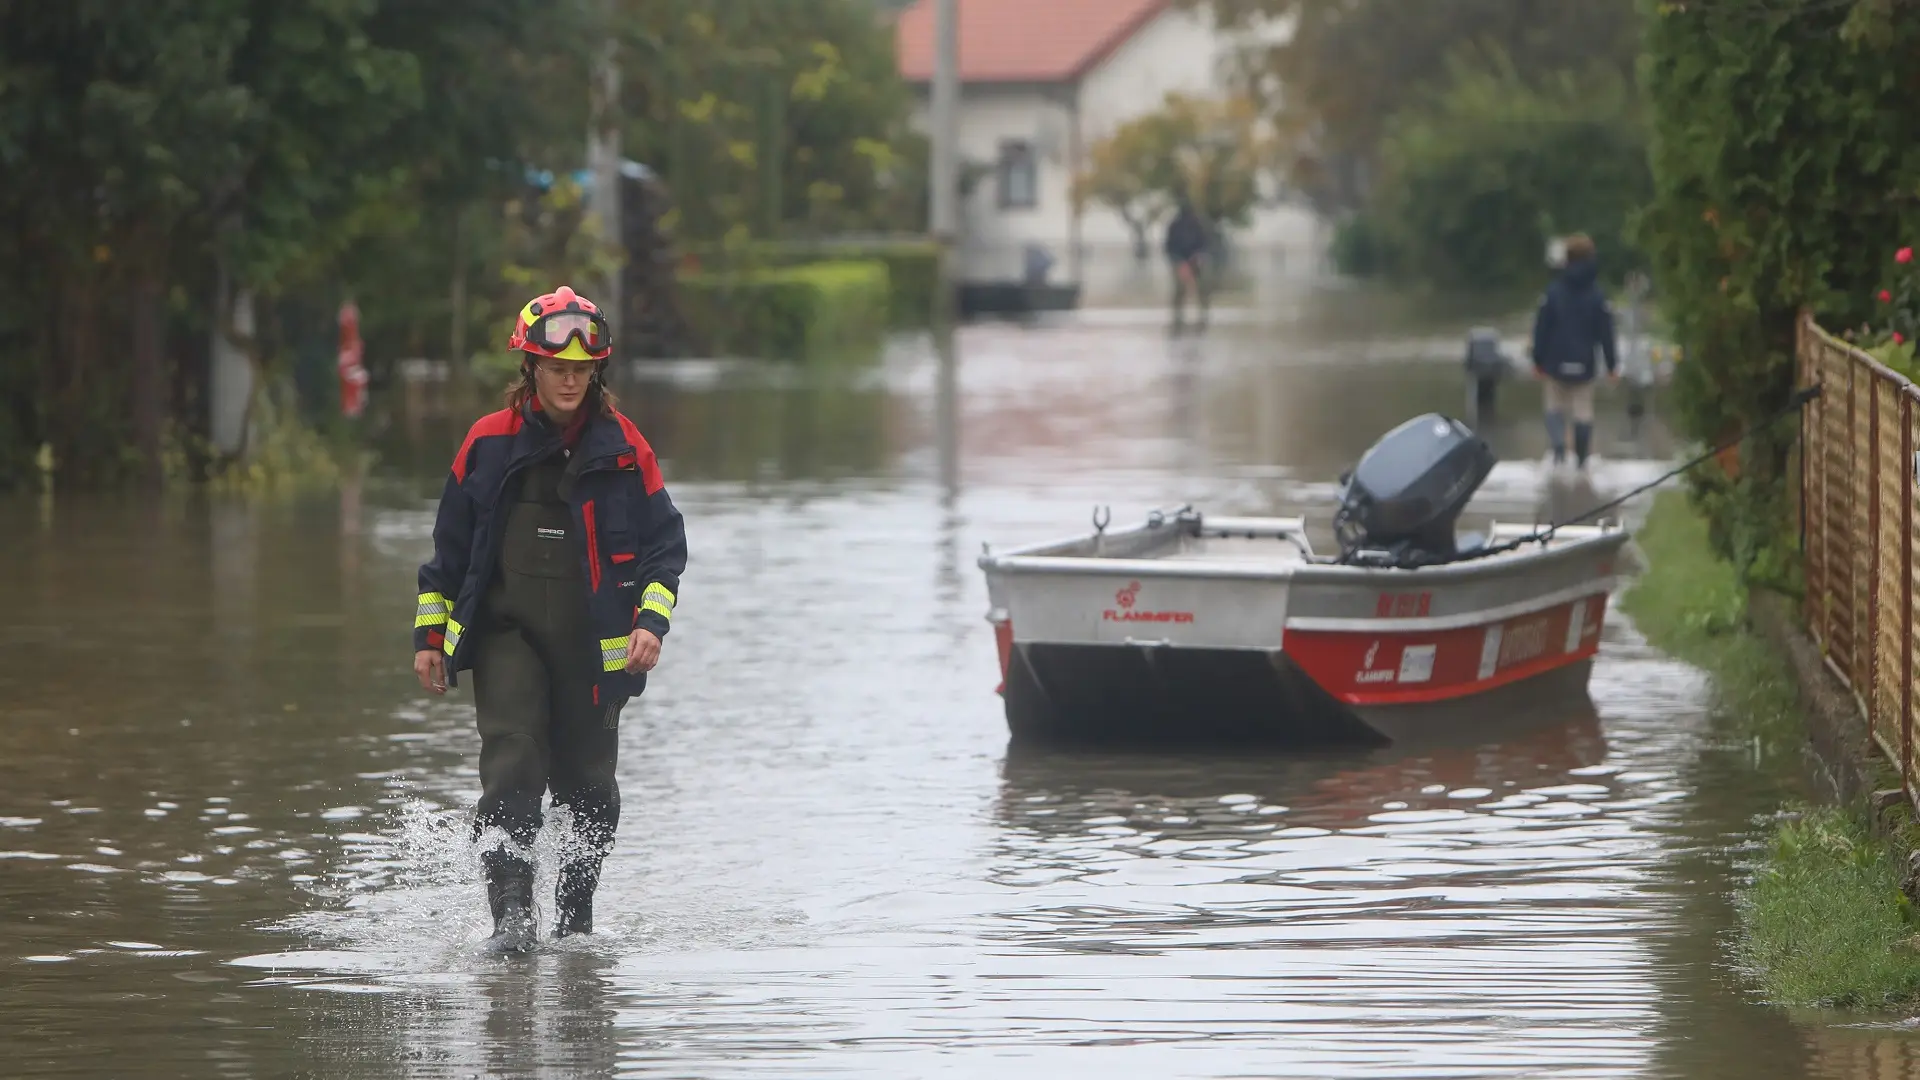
top-left (51, 258), bottom-right (103, 486)
top-left (209, 264), bottom-right (257, 459)
top-left (449, 206), bottom-right (470, 403)
top-left (129, 271), bottom-right (165, 489)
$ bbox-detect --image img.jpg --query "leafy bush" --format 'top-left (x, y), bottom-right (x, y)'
top-left (1328, 214), bottom-right (1400, 278)
top-left (1843, 245), bottom-right (1920, 380)
top-left (678, 259), bottom-right (889, 360)
top-left (1362, 54), bottom-right (1649, 289)
top-left (749, 241), bottom-right (938, 327)
top-left (1637, 0), bottom-right (1920, 583)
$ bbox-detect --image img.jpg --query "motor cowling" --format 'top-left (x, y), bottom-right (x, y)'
top-left (1334, 414), bottom-right (1496, 564)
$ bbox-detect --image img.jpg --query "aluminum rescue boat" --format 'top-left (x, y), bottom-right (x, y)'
top-left (978, 414), bottom-right (1630, 746)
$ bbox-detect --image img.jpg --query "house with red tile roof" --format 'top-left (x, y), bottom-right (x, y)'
top-left (894, 0), bottom-right (1310, 299)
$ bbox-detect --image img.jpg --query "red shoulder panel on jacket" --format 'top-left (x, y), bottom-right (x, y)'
top-left (612, 410), bottom-right (665, 495)
top-left (451, 408), bottom-right (522, 483)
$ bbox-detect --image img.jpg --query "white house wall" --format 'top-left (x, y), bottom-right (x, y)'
top-left (909, 7), bottom-right (1317, 291)
top-left (1077, 7), bottom-right (1316, 259)
top-left (1074, 4), bottom-right (1219, 250)
top-left (914, 89), bottom-right (1078, 282)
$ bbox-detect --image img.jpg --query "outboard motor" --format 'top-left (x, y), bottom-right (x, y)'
top-left (1334, 414), bottom-right (1496, 565)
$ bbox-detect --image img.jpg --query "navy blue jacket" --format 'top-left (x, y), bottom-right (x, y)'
top-left (1531, 258), bottom-right (1619, 384)
top-left (1164, 208), bottom-right (1210, 263)
top-left (413, 400), bottom-right (688, 705)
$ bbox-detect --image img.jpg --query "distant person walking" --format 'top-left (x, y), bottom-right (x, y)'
top-left (1164, 196), bottom-right (1212, 335)
top-left (1530, 233), bottom-right (1619, 470)
top-left (1462, 327), bottom-right (1511, 425)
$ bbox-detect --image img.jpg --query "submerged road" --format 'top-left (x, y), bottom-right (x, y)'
top-left (3, 288), bottom-right (1915, 1077)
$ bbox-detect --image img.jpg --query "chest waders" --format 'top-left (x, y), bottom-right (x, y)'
top-left (472, 449), bottom-right (624, 949)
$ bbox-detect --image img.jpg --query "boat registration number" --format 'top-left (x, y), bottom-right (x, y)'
top-left (1375, 591), bottom-right (1432, 617)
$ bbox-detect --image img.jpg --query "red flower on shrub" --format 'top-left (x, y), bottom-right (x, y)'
top-left (1900, 247), bottom-right (1915, 265)
top-left (1898, 332), bottom-right (1908, 345)
top-left (1882, 289), bottom-right (1894, 303)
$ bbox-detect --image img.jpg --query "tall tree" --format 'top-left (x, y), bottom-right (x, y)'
top-left (1204, 0), bottom-right (1639, 214)
top-left (1074, 92), bottom-right (1276, 259)
top-left (619, 0), bottom-right (923, 245)
top-left (0, 0), bottom-right (585, 487)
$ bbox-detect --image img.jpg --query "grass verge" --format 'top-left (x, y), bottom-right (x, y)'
top-left (1741, 805), bottom-right (1920, 1008)
top-left (1618, 488), bottom-right (1796, 737)
top-left (1622, 489), bottom-right (1920, 1009)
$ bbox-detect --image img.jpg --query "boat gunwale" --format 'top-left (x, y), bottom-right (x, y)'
top-left (981, 527), bottom-right (1628, 585)
top-left (1283, 578), bottom-right (1617, 633)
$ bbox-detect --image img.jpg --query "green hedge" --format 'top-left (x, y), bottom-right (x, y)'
top-left (678, 259), bottom-right (890, 361)
top-left (788, 242), bottom-right (937, 328)
top-left (1638, 0), bottom-right (1920, 585)
top-left (687, 240), bottom-right (938, 327)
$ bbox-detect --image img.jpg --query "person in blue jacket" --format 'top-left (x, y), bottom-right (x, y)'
top-left (411, 285), bottom-right (688, 952)
top-left (1164, 196), bottom-right (1212, 335)
top-left (1530, 233), bottom-right (1620, 469)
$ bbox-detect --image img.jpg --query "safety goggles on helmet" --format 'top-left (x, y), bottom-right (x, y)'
top-left (523, 308), bottom-right (612, 360)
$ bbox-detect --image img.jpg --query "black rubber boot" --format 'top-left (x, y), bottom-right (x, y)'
top-left (554, 859), bottom-right (601, 939)
top-left (484, 850), bottom-right (537, 954)
top-left (1544, 410), bottom-right (1567, 465)
top-left (1573, 421), bottom-right (1593, 469)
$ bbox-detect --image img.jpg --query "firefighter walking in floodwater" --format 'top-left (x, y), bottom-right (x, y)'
top-left (411, 285), bottom-right (688, 953)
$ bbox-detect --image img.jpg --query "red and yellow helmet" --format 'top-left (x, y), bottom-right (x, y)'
top-left (508, 285), bottom-right (613, 361)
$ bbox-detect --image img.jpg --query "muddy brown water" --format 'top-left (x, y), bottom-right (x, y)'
top-left (4, 289), bottom-right (1918, 1077)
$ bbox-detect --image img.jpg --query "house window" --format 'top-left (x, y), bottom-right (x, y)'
top-left (997, 140), bottom-right (1037, 210)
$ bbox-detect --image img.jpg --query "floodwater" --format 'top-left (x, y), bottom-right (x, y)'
top-left (5, 282), bottom-right (1920, 1078)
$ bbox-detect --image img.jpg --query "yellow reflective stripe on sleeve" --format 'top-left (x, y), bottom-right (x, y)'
top-left (599, 636), bottom-right (630, 673)
top-left (443, 618), bottom-right (465, 656)
top-left (640, 583), bottom-right (676, 623)
top-left (415, 591), bottom-right (450, 628)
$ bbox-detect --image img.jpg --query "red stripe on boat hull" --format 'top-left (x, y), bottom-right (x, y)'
top-left (1285, 593), bottom-right (1609, 707)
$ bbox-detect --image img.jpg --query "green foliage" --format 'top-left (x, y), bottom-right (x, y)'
top-left (1327, 215), bottom-right (1399, 278)
top-left (1620, 489), bottom-right (1804, 754)
top-left (627, 0), bottom-right (923, 245)
top-left (1622, 490), bottom-right (1747, 638)
top-left (1841, 245), bottom-right (1920, 378)
top-left (1207, 0), bottom-right (1640, 216)
top-left (1624, 491), bottom-right (1920, 1010)
top-left (0, 0), bottom-right (919, 491)
top-left (1740, 805), bottom-right (1920, 1009)
top-left (0, 0), bottom-right (584, 491)
top-left (1357, 56), bottom-right (1650, 290)
top-left (1637, 0), bottom-right (1920, 582)
top-left (679, 259), bottom-right (889, 361)
top-left (163, 386), bottom-right (366, 495)
top-left (1621, 490), bottom-right (1788, 696)
top-left (1073, 92), bottom-right (1273, 253)
top-left (747, 240), bottom-right (940, 327)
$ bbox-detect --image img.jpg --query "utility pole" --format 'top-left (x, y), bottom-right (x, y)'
top-left (929, 0), bottom-right (959, 325)
top-left (588, 0), bottom-right (623, 338)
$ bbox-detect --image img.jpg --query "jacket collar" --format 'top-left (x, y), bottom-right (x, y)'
top-left (518, 399), bottom-right (623, 460)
